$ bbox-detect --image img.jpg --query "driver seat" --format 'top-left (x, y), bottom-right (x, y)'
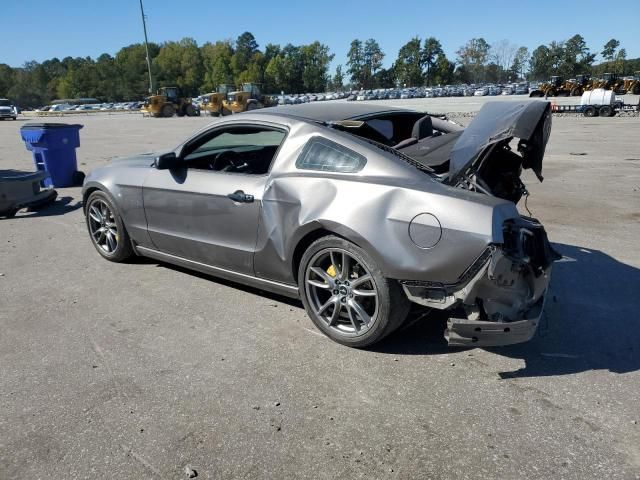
top-left (394, 115), bottom-right (434, 149)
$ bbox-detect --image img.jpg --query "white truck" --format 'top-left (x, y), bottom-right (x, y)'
top-left (0, 98), bottom-right (18, 120)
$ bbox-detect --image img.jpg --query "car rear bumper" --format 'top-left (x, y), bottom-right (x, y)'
top-left (401, 216), bottom-right (558, 347)
top-left (444, 294), bottom-right (545, 347)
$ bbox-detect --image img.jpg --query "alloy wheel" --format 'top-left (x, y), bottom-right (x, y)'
top-left (87, 199), bottom-right (119, 254)
top-left (305, 248), bottom-right (379, 336)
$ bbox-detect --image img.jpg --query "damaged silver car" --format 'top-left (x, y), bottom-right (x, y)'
top-left (82, 101), bottom-right (559, 348)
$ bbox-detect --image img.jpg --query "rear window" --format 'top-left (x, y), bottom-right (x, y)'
top-left (295, 137), bottom-right (366, 173)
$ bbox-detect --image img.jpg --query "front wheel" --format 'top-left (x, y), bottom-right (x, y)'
top-left (85, 191), bottom-right (134, 262)
top-left (298, 236), bottom-right (409, 347)
top-left (161, 104), bottom-right (174, 118)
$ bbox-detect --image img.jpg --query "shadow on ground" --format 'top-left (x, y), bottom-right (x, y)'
top-left (15, 196), bottom-right (82, 218)
top-left (375, 243), bottom-right (640, 378)
top-left (136, 241), bottom-right (640, 378)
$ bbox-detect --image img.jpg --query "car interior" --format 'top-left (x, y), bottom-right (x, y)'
top-left (332, 112), bottom-right (461, 174)
top-left (181, 127), bottom-right (286, 175)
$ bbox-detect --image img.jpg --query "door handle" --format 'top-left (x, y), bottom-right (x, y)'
top-left (227, 190), bottom-right (254, 203)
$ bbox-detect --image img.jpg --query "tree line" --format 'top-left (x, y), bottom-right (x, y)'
top-left (0, 31), bottom-right (637, 107)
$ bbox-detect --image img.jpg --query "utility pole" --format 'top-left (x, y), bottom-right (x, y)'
top-left (139, 0), bottom-right (154, 94)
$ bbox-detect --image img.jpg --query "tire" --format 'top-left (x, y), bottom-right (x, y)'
top-left (546, 88), bottom-right (556, 97)
top-left (185, 104), bottom-right (196, 117)
top-left (599, 105), bottom-right (613, 117)
top-left (632, 84), bottom-right (640, 95)
top-left (583, 106), bottom-right (596, 117)
top-left (1, 208), bottom-right (18, 218)
top-left (246, 102), bottom-right (258, 111)
top-left (161, 104), bottom-right (174, 118)
top-left (298, 236), bottom-right (409, 348)
top-left (209, 110), bottom-right (220, 117)
top-left (570, 87), bottom-right (581, 96)
top-left (85, 191), bottom-right (134, 263)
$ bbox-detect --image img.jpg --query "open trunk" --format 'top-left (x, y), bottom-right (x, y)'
top-left (397, 101), bottom-right (552, 204)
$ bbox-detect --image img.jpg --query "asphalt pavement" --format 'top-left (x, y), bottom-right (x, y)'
top-left (1, 100), bottom-right (639, 479)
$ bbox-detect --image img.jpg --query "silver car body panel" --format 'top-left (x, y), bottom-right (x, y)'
top-left (83, 102), bottom-right (557, 346)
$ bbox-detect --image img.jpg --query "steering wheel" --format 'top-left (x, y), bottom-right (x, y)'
top-left (214, 150), bottom-right (249, 172)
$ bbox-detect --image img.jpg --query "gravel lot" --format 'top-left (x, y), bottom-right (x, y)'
top-left (1, 97), bottom-right (639, 479)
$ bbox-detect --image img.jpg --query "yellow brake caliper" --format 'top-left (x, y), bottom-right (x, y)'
top-left (326, 264), bottom-right (337, 278)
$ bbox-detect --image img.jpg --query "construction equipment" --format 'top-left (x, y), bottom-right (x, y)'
top-left (529, 76), bottom-right (570, 97)
top-left (592, 73), bottom-right (625, 94)
top-left (222, 83), bottom-right (275, 115)
top-left (200, 84), bottom-right (234, 117)
top-left (569, 74), bottom-right (592, 96)
top-left (141, 87), bottom-right (198, 118)
top-left (622, 71), bottom-right (640, 95)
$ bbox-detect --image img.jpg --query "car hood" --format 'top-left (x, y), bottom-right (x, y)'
top-left (448, 100), bottom-right (552, 184)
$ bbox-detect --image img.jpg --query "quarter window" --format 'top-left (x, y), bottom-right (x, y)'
top-left (296, 137), bottom-right (366, 173)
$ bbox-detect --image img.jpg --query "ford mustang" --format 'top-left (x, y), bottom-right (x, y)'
top-left (82, 101), bottom-right (559, 348)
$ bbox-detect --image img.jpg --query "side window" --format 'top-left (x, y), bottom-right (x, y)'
top-left (182, 127), bottom-right (286, 175)
top-left (296, 137), bottom-right (366, 173)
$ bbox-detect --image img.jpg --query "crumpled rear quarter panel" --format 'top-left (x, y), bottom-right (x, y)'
top-left (254, 170), bottom-right (519, 286)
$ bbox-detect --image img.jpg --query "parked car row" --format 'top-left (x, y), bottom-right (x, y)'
top-left (344, 83), bottom-right (534, 101)
top-left (275, 91), bottom-right (350, 105)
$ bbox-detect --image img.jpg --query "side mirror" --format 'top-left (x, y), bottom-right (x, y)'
top-left (155, 152), bottom-right (181, 170)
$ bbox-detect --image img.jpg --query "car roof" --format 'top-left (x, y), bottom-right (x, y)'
top-left (252, 103), bottom-right (414, 123)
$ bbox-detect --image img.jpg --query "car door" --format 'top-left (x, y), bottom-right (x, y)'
top-left (142, 124), bottom-right (287, 275)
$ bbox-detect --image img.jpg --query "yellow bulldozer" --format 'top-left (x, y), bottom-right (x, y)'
top-left (141, 86), bottom-right (198, 118)
top-left (200, 84), bottom-right (235, 117)
top-left (222, 83), bottom-right (275, 115)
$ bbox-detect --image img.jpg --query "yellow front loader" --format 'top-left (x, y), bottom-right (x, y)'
top-left (200, 85), bottom-right (234, 117)
top-left (222, 83), bottom-right (275, 115)
top-left (141, 87), bottom-right (197, 118)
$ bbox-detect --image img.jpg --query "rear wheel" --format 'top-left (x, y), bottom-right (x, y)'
top-left (85, 191), bottom-right (134, 262)
top-left (583, 106), bottom-right (597, 117)
top-left (571, 87), bottom-right (581, 96)
top-left (632, 83), bottom-right (640, 95)
top-left (185, 104), bottom-right (196, 117)
top-left (161, 104), bottom-right (174, 118)
top-left (246, 102), bottom-right (258, 111)
top-left (599, 105), bottom-right (613, 117)
top-left (298, 236), bottom-right (409, 348)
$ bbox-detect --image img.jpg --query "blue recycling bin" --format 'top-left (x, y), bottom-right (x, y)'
top-left (20, 123), bottom-right (83, 188)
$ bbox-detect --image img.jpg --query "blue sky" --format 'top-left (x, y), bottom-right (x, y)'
top-left (3, 0), bottom-right (639, 71)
